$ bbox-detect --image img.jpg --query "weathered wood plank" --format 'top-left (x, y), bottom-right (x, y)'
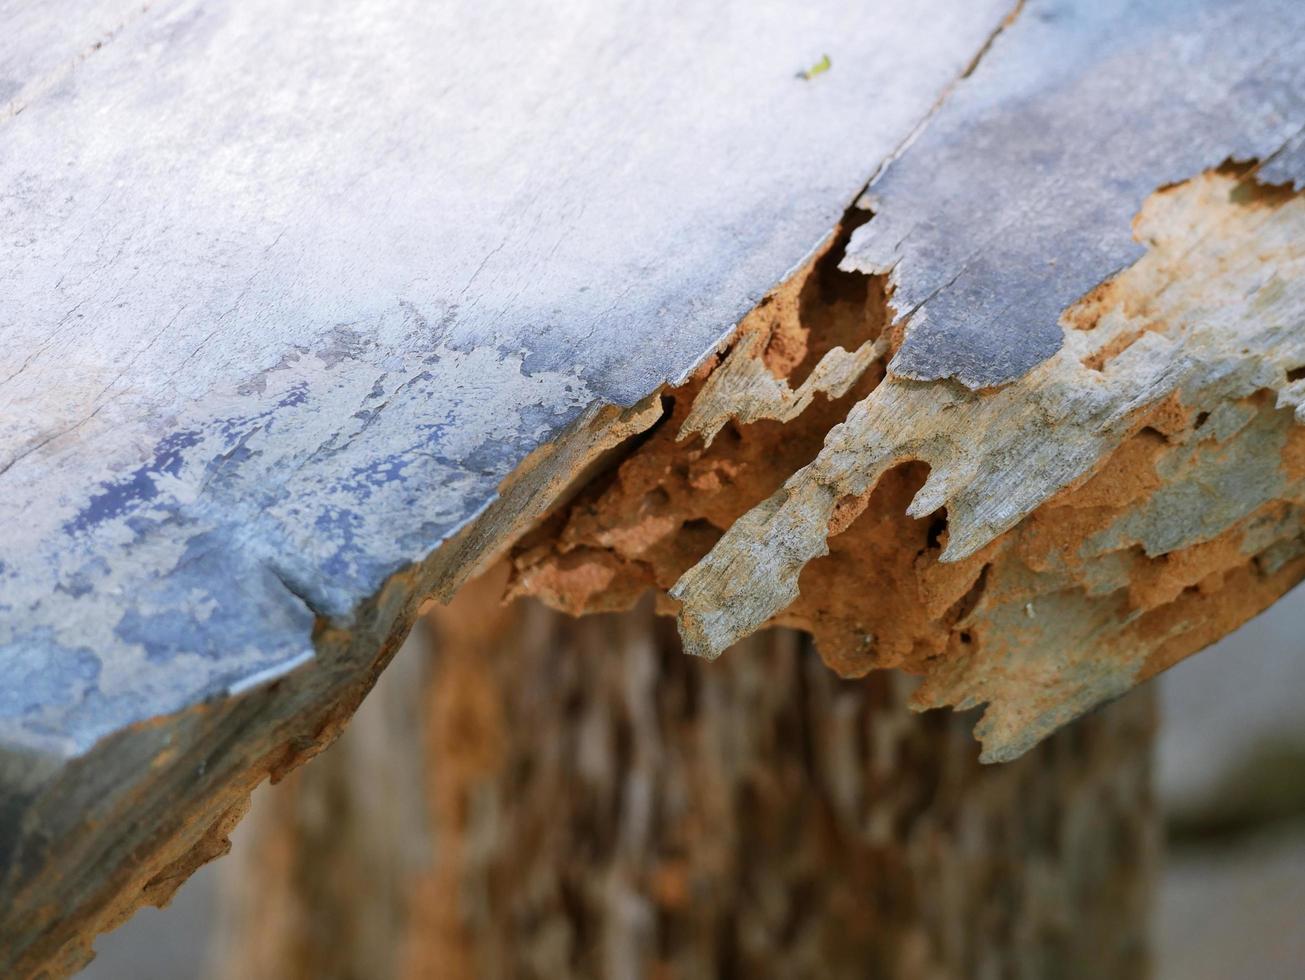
top-left (848, 0), bottom-right (1305, 388)
top-left (0, 0), bottom-right (1009, 756)
top-left (2, 0), bottom-right (1304, 973)
top-left (0, 0), bottom-right (1017, 972)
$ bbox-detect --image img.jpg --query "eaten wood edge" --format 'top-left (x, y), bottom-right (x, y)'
top-left (674, 166), bottom-right (1305, 758)
top-left (509, 164), bottom-right (1305, 763)
top-left (17, 166), bottom-right (1303, 979)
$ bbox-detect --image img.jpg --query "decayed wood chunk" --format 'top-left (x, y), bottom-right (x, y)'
top-left (511, 167), bottom-right (1305, 761)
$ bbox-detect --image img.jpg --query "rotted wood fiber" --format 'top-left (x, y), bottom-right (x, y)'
top-left (214, 573), bottom-right (1156, 980)
top-left (511, 167), bottom-right (1305, 762)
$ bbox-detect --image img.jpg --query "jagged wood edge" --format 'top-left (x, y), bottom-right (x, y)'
top-left (672, 166), bottom-right (1305, 760)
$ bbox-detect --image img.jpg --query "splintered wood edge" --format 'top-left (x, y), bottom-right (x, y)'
top-left (669, 167), bottom-right (1305, 760)
top-left (496, 165), bottom-right (1305, 764)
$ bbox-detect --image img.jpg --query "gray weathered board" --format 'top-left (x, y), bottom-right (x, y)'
top-left (1, 0), bottom-right (1303, 970)
top-left (1, 0), bottom-right (1011, 757)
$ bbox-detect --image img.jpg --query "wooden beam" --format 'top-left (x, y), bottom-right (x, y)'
top-left (1, 0), bottom-right (1303, 973)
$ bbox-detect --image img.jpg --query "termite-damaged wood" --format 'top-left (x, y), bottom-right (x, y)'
top-left (513, 167), bottom-right (1305, 762)
top-left (2, 0), bottom-right (1304, 974)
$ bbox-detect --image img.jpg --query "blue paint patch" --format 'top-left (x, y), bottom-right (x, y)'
top-left (54, 557), bottom-right (110, 600)
top-left (66, 429), bottom-right (201, 533)
top-left (111, 529), bottom-right (317, 670)
top-left (0, 629), bottom-right (100, 723)
top-left (276, 382), bottom-right (309, 410)
top-left (116, 606), bottom-right (217, 663)
top-left (312, 507), bottom-right (363, 581)
top-left (213, 381), bottom-right (309, 443)
top-left (337, 453), bottom-right (412, 499)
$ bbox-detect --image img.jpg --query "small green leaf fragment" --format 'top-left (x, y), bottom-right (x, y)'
top-left (798, 54), bottom-right (831, 80)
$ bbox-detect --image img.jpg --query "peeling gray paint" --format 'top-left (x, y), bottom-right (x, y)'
top-left (0, 0), bottom-right (1012, 759)
top-left (843, 0), bottom-right (1305, 389)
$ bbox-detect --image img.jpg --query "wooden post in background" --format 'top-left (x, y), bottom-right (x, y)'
top-left (211, 570), bottom-right (1157, 980)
